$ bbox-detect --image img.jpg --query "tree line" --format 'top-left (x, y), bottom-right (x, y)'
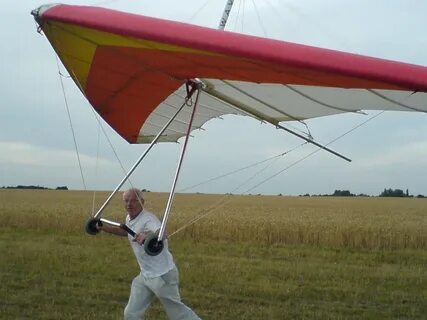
top-left (1, 185), bottom-right (68, 190)
top-left (299, 188), bottom-right (425, 198)
top-left (1, 185), bottom-right (425, 198)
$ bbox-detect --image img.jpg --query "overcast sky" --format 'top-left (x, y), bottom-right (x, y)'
top-left (1, 0), bottom-right (427, 196)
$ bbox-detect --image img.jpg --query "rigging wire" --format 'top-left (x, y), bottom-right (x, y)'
top-left (178, 143), bottom-right (306, 192)
top-left (66, 67), bottom-right (135, 188)
top-left (245, 111), bottom-right (387, 194)
top-left (262, 0), bottom-right (354, 52)
top-left (168, 141), bottom-right (307, 237)
top-left (186, 0), bottom-right (214, 23)
top-left (231, 143), bottom-right (308, 193)
top-left (56, 57), bottom-right (87, 191)
top-left (91, 116), bottom-right (102, 216)
top-left (250, 0), bottom-right (268, 37)
top-left (232, 0), bottom-right (243, 32)
top-left (168, 109), bottom-right (388, 238)
top-left (87, 107), bottom-right (143, 206)
top-left (66, 66), bottom-right (143, 209)
top-left (241, 0), bottom-right (246, 33)
top-left (171, 143), bottom-right (306, 237)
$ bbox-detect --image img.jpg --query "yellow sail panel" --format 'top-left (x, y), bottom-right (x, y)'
top-left (42, 20), bottom-right (222, 91)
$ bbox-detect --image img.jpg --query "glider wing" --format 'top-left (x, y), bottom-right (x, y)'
top-left (33, 4), bottom-right (427, 143)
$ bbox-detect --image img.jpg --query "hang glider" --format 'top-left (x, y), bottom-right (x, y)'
top-left (32, 4), bottom-right (427, 145)
top-left (32, 3), bottom-right (427, 255)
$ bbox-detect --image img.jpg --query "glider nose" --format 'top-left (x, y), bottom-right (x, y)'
top-left (31, 4), bottom-right (59, 21)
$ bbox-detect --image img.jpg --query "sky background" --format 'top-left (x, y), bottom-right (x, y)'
top-left (1, 0), bottom-right (427, 196)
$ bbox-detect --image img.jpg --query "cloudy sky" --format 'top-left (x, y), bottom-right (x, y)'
top-left (1, 0), bottom-right (427, 196)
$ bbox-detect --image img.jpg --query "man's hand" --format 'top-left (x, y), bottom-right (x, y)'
top-left (133, 232), bottom-right (148, 245)
top-left (95, 220), bottom-right (103, 231)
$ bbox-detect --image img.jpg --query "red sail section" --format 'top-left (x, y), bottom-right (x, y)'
top-left (41, 4), bottom-right (427, 92)
top-left (86, 47), bottom-right (183, 142)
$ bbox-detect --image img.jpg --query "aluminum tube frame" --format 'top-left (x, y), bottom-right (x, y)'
top-left (157, 87), bottom-right (202, 241)
top-left (93, 94), bottom-right (194, 219)
top-left (99, 218), bottom-right (121, 228)
top-left (100, 218), bottom-right (136, 237)
top-left (218, 0), bottom-right (235, 30)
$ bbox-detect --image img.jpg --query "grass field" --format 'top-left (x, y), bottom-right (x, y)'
top-left (0, 189), bottom-right (426, 319)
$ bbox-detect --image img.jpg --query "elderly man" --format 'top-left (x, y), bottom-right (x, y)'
top-left (98, 188), bottom-right (201, 320)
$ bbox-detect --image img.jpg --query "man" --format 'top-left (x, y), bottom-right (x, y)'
top-left (98, 188), bottom-right (201, 320)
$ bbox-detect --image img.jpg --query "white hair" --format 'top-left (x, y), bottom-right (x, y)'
top-left (124, 188), bottom-right (144, 202)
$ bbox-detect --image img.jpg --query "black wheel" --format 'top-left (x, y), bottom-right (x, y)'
top-left (85, 218), bottom-right (102, 235)
top-left (144, 232), bottom-right (164, 256)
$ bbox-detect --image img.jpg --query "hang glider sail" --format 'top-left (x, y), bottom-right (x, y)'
top-left (32, 4), bottom-right (427, 145)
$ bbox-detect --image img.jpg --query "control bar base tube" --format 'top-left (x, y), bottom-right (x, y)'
top-left (100, 218), bottom-right (136, 237)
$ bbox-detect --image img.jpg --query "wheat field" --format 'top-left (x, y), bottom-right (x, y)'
top-left (0, 189), bottom-right (426, 319)
top-left (1, 189), bottom-right (426, 249)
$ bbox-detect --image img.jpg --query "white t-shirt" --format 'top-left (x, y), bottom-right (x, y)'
top-left (126, 209), bottom-right (175, 278)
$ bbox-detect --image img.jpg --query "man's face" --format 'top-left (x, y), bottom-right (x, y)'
top-left (123, 191), bottom-right (143, 219)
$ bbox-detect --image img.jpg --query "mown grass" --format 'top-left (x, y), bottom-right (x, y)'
top-left (0, 189), bottom-right (426, 319)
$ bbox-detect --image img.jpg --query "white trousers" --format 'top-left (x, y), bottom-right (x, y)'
top-left (124, 267), bottom-right (201, 320)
